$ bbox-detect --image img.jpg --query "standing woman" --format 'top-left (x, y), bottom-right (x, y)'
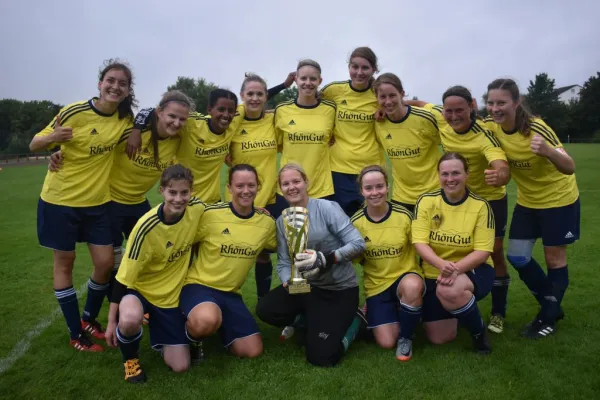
top-left (256, 163), bottom-right (366, 367)
top-left (321, 47), bottom-right (384, 216)
top-left (412, 152), bottom-right (495, 353)
top-left (351, 165), bottom-right (424, 361)
top-left (29, 59), bottom-right (135, 351)
top-left (181, 164), bottom-right (277, 361)
top-left (485, 78), bottom-right (579, 339)
top-left (373, 73), bottom-right (441, 212)
top-left (275, 60), bottom-right (337, 201)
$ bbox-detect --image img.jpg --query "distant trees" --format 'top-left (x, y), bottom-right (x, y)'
top-left (0, 100), bottom-right (61, 154)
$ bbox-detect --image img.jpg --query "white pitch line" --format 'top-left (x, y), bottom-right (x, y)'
top-left (0, 281), bottom-right (89, 375)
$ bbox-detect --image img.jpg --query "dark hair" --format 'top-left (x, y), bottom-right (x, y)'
top-left (437, 152), bottom-right (469, 173)
top-left (349, 47), bottom-right (379, 73)
top-left (442, 85), bottom-right (477, 121)
top-left (487, 78), bottom-right (534, 136)
top-left (373, 73), bottom-right (404, 96)
top-left (160, 164), bottom-right (194, 188)
top-left (228, 163), bottom-right (260, 187)
top-left (208, 89), bottom-right (238, 110)
top-left (149, 90), bottom-right (194, 169)
top-left (357, 165), bottom-right (388, 188)
top-left (98, 59), bottom-right (137, 119)
top-left (241, 73), bottom-right (268, 94)
top-left (297, 59), bottom-right (322, 74)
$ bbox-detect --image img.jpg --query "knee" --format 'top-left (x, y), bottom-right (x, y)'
top-left (435, 285), bottom-right (461, 304)
top-left (375, 336), bottom-right (396, 349)
top-left (53, 252), bottom-right (76, 272)
top-left (399, 277), bottom-right (424, 304)
top-left (544, 247), bottom-right (566, 268)
top-left (119, 309), bottom-right (143, 331)
top-left (167, 358), bottom-right (190, 373)
top-left (506, 254), bottom-right (530, 268)
top-left (427, 330), bottom-right (457, 345)
top-left (234, 343), bottom-right (263, 359)
top-left (187, 312), bottom-right (220, 337)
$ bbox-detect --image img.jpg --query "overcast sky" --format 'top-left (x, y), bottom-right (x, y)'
top-left (1, 0), bottom-right (599, 109)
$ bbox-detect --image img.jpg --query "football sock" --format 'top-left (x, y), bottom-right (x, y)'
top-left (82, 278), bottom-right (109, 322)
top-left (342, 316), bottom-right (361, 353)
top-left (117, 327), bottom-right (142, 361)
top-left (450, 295), bottom-right (485, 338)
top-left (55, 286), bottom-right (82, 340)
top-left (514, 258), bottom-right (549, 306)
top-left (398, 301), bottom-right (421, 340)
top-left (491, 275), bottom-right (510, 317)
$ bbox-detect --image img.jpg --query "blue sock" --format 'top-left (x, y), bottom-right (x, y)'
top-left (398, 302), bottom-right (422, 339)
top-left (55, 286), bottom-right (82, 340)
top-left (82, 278), bottom-right (109, 322)
top-left (255, 260), bottom-right (273, 299)
top-left (117, 327), bottom-right (142, 361)
top-left (543, 266), bottom-right (569, 322)
top-left (450, 295), bottom-right (485, 338)
top-left (513, 258), bottom-right (549, 306)
top-left (491, 275), bottom-right (510, 317)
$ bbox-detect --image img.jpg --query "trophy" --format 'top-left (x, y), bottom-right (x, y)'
top-left (281, 207), bottom-right (311, 294)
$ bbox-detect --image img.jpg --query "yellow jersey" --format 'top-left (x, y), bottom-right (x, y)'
top-left (225, 111), bottom-right (278, 207)
top-left (116, 198), bottom-right (206, 308)
top-left (36, 99), bottom-right (133, 207)
top-left (275, 99), bottom-right (336, 198)
top-left (375, 106), bottom-right (441, 205)
top-left (110, 127), bottom-right (179, 205)
top-left (484, 117), bottom-right (579, 209)
top-left (321, 81), bottom-right (383, 174)
top-left (185, 203), bottom-right (277, 294)
top-left (412, 189), bottom-right (494, 279)
top-left (351, 203), bottom-right (422, 298)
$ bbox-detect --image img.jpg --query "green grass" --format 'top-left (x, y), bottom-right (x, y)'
top-left (1, 145), bottom-right (600, 399)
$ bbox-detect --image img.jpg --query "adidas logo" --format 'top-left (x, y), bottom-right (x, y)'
top-left (199, 138), bottom-right (205, 144)
top-left (143, 148), bottom-right (151, 154)
top-left (364, 236), bottom-right (371, 243)
top-left (90, 128), bottom-right (98, 135)
top-left (221, 228), bottom-right (231, 235)
top-left (564, 231), bottom-right (575, 239)
top-left (340, 100), bottom-right (347, 106)
top-left (385, 133), bottom-right (392, 140)
top-left (166, 241), bottom-right (173, 248)
top-left (432, 214), bottom-right (441, 221)
top-left (289, 120), bottom-right (296, 126)
top-left (240, 129), bottom-right (248, 135)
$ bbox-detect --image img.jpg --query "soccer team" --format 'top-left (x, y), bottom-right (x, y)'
top-left (29, 46), bottom-right (580, 383)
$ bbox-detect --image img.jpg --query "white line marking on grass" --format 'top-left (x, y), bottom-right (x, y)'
top-left (0, 282), bottom-right (89, 375)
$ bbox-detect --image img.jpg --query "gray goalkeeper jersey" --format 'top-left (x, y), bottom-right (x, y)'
top-left (276, 198), bottom-right (365, 290)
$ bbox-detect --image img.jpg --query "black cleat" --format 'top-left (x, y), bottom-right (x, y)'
top-left (472, 330), bottom-right (492, 354)
top-left (521, 319), bottom-right (556, 340)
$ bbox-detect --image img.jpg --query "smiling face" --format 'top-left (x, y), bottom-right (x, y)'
top-left (208, 97), bottom-right (236, 132)
top-left (487, 89), bottom-right (518, 127)
top-left (241, 81), bottom-right (267, 115)
top-left (438, 159), bottom-right (468, 198)
top-left (295, 65), bottom-right (322, 99)
top-left (156, 102), bottom-right (189, 138)
top-left (443, 95), bottom-right (472, 132)
top-left (360, 171), bottom-right (388, 208)
top-left (376, 83), bottom-right (403, 117)
top-left (159, 179), bottom-right (191, 219)
top-left (228, 170), bottom-right (258, 211)
top-left (279, 169), bottom-right (309, 206)
top-left (97, 68), bottom-right (130, 104)
top-left (349, 56), bottom-right (374, 88)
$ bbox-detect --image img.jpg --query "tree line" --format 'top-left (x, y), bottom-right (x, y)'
top-left (1, 71), bottom-right (598, 155)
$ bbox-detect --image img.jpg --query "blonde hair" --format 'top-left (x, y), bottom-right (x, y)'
top-left (278, 162), bottom-right (308, 186)
top-left (297, 59), bottom-right (322, 74)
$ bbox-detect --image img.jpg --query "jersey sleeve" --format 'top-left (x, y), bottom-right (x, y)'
top-left (530, 119), bottom-right (563, 150)
top-left (34, 106), bottom-right (72, 150)
top-left (324, 201), bottom-right (366, 262)
top-left (473, 201), bottom-right (495, 252)
top-left (116, 221), bottom-right (153, 287)
top-left (275, 217), bottom-right (292, 283)
top-left (411, 197), bottom-right (431, 244)
top-left (133, 108), bottom-right (155, 130)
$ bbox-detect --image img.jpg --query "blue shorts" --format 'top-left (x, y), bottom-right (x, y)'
top-left (37, 198), bottom-right (112, 251)
top-left (264, 193), bottom-right (288, 220)
top-left (180, 284), bottom-right (259, 347)
top-left (125, 289), bottom-right (187, 349)
top-left (509, 198), bottom-right (580, 246)
top-left (421, 263), bottom-right (494, 322)
top-left (489, 195), bottom-right (508, 238)
top-left (108, 200), bottom-right (151, 248)
top-left (391, 200), bottom-right (415, 214)
top-left (366, 272), bottom-right (425, 328)
top-left (332, 172), bottom-right (363, 217)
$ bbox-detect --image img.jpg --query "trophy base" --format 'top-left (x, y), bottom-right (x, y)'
top-left (288, 279), bottom-right (311, 294)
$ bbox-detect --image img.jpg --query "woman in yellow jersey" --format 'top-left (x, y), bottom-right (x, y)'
top-left (321, 47), bottom-right (384, 217)
top-left (373, 73), bottom-right (441, 212)
top-left (413, 152), bottom-right (495, 354)
top-left (275, 59), bottom-right (337, 201)
top-left (181, 164), bottom-right (277, 361)
top-left (351, 165), bottom-right (424, 361)
top-left (29, 60), bottom-right (135, 352)
top-left (486, 78), bottom-right (579, 339)
top-left (410, 87), bottom-right (512, 334)
top-left (105, 165), bottom-right (206, 384)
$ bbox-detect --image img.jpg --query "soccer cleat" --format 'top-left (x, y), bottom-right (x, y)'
top-left (81, 319), bottom-right (106, 340)
top-left (280, 326), bottom-right (295, 342)
top-left (142, 313), bottom-right (150, 325)
top-left (69, 333), bottom-right (104, 352)
top-left (124, 358), bottom-right (147, 384)
top-left (521, 319), bottom-right (556, 339)
top-left (521, 307), bottom-right (565, 335)
top-left (190, 341), bottom-right (205, 365)
top-left (487, 315), bottom-right (505, 334)
top-left (395, 337), bottom-right (413, 361)
top-left (472, 330), bottom-right (492, 354)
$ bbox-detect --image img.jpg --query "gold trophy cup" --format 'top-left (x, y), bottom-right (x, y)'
top-left (281, 207), bottom-right (311, 294)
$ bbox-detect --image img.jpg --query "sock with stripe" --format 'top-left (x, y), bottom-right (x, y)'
top-left (342, 316), bottom-right (361, 353)
top-left (255, 260), bottom-right (273, 299)
top-left (117, 327), bottom-right (142, 361)
top-left (450, 295), bottom-right (485, 338)
top-left (82, 278), bottom-right (109, 322)
top-left (491, 275), bottom-right (510, 317)
top-left (544, 266), bottom-right (569, 321)
top-left (398, 301), bottom-right (422, 339)
top-left (513, 258), bottom-right (550, 306)
top-left (55, 286), bottom-right (82, 340)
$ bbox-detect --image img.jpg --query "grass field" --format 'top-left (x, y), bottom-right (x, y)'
top-left (1, 145), bottom-right (599, 399)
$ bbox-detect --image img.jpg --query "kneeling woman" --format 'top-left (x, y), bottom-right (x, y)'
top-left (181, 164), bottom-right (276, 360)
top-left (412, 152), bottom-right (495, 354)
top-left (351, 165), bottom-right (424, 361)
top-left (105, 165), bottom-right (206, 383)
top-left (256, 163), bottom-right (366, 367)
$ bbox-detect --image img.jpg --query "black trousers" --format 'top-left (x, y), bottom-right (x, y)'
top-left (256, 284), bottom-right (358, 367)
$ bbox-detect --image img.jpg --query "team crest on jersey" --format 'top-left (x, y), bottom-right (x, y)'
top-left (288, 120), bottom-right (296, 126)
top-left (431, 214), bottom-right (442, 230)
top-left (90, 128), bottom-right (98, 135)
top-left (221, 228), bottom-right (231, 235)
